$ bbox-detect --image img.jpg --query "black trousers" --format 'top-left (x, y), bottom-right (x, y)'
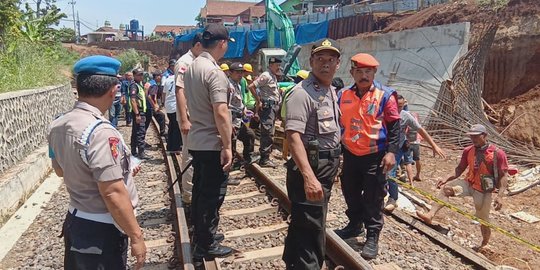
top-left (235, 122), bottom-right (256, 159)
top-left (167, 112), bottom-right (182, 151)
top-left (63, 212), bottom-right (128, 270)
top-left (259, 103), bottom-right (278, 160)
top-left (190, 150), bottom-right (228, 259)
top-left (130, 112), bottom-right (146, 155)
top-left (283, 156), bottom-right (339, 270)
top-left (145, 107), bottom-right (166, 133)
top-left (341, 149), bottom-right (386, 232)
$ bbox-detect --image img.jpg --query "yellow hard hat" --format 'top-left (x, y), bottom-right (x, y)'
top-left (220, 63), bottom-right (229, 71)
top-left (243, 63), bottom-right (253, 73)
top-left (296, 70), bottom-right (309, 80)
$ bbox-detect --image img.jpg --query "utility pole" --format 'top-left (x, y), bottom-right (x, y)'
top-left (69, 1), bottom-right (77, 41)
top-left (76, 12), bottom-right (81, 44)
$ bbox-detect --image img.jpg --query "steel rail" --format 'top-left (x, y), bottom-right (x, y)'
top-left (244, 162), bottom-right (373, 270)
top-left (153, 118), bottom-right (194, 270)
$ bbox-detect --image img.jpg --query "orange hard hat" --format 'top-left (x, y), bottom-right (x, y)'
top-left (351, 53), bottom-right (379, 68)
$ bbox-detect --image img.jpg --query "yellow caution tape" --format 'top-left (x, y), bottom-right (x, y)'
top-left (389, 177), bottom-right (540, 253)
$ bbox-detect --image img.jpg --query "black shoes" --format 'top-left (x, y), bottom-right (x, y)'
top-left (334, 222), bottom-right (365, 239)
top-left (244, 154), bottom-right (260, 165)
top-left (207, 244), bottom-right (233, 257)
top-left (214, 233), bottom-right (224, 243)
top-left (259, 158), bottom-right (276, 168)
top-left (361, 230), bottom-right (380, 259)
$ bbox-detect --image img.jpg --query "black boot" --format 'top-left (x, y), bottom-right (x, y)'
top-left (334, 222), bottom-right (365, 239)
top-left (361, 230), bottom-right (380, 259)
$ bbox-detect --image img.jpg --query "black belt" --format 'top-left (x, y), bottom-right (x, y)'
top-left (319, 147), bottom-right (341, 159)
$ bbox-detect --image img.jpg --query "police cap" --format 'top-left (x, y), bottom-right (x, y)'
top-left (268, 57), bottom-right (282, 64)
top-left (229, 62), bottom-right (244, 71)
top-left (192, 32), bottom-right (203, 46)
top-left (351, 53), bottom-right (380, 69)
top-left (202, 24), bottom-right (235, 44)
top-left (132, 68), bottom-right (144, 75)
top-left (168, 59), bottom-right (176, 66)
top-left (73, 55), bottom-right (121, 76)
top-left (311, 39), bottom-right (340, 56)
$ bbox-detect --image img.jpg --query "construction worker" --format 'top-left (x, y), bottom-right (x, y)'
top-left (48, 55), bottom-right (146, 269)
top-left (280, 70), bottom-right (309, 120)
top-left (248, 57), bottom-right (283, 168)
top-left (282, 39), bottom-right (341, 269)
top-left (417, 124), bottom-right (508, 250)
top-left (175, 32), bottom-right (203, 204)
top-left (384, 95), bottom-right (446, 212)
top-left (184, 24), bottom-right (234, 264)
top-left (129, 68), bottom-right (150, 159)
top-left (336, 53), bottom-right (400, 259)
top-left (228, 62), bottom-right (257, 167)
top-left (241, 63), bottom-right (256, 111)
top-left (220, 63), bottom-right (230, 76)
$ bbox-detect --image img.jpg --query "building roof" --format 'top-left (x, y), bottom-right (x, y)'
top-left (200, 0), bottom-right (265, 18)
top-left (153, 25), bottom-right (194, 34)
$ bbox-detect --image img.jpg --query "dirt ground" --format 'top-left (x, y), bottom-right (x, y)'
top-left (377, 0), bottom-right (540, 150)
top-left (409, 145), bottom-right (540, 269)
top-left (63, 43), bottom-right (169, 73)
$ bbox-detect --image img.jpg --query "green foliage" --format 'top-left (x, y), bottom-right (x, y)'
top-left (116, 49), bottom-right (150, 74)
top-left (0, 0), bottom-right (23, 42)
top-left (0, 39), bottom-right (78, 93)
top-left (54, 27), bottom-right (76, 43)
top-left (18, 3), bottom-right (67, 43)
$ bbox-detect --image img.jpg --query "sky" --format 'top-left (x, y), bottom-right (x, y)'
top-left (44, 0), bottom-right (286, 35)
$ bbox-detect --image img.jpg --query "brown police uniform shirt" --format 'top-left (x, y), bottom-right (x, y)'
top-left (174, 50), bottom-right (196, 123)
top-left (184, 52), bottom-right (230, 151)
top-left (284, 74), bottom-right (341, 150)
top-left (254, 71), bottom-right (280, 102)
top-left (48, 101), bottom-right (138, 213)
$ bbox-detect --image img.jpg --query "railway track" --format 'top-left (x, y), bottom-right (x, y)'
top-left (157, 119), bottom-right (500, 270)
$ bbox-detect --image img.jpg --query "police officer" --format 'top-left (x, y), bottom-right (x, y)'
top-left (248, 56), bottom-right (283, 168)
top-left (184, 24), bottom-right (234, 264)
top-left (282, 39), bottom-right (342, 270)
top-left (228, 62), bottom-right (257, 167)
top-left (130, 68), bottom-right (149, 159)
top-left (175, 32), bottom-right (203, 204)
top-left (336, 53), bottom-right (400, 259)
top-left (48, 55), bottom-right (146, 269)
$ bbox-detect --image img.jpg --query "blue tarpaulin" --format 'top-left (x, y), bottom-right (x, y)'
top-left (247, 29), bottom-right (267, 55)
top-left (295, 20), bottom-right (329, 45)
top-left (224, 31), bottom-right (247, 59)
top-left (174, 28), bottom-right (203, 47)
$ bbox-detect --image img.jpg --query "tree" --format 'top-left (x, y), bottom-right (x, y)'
top-left (0, 0), bottom-right (22, 42)
top-left (54, 27), bottom-right (76, 43)
top-left (18, 2), bottom-right (67, 42)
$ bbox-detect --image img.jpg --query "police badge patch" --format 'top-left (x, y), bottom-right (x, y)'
top-left (109, 137), bottom-right (120, 159)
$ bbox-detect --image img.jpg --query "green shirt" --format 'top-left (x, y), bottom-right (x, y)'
top-left (240, 77), bottom-right (256, 110)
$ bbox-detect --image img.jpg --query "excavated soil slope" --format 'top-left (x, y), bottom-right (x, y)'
top-left (381, 0), bottom-right (540, 147)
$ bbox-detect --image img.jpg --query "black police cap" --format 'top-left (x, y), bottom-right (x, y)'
top-left (202, 24), bottom-right (235, 43)
top-left (229, 62), bottom-right (244, 71)
top-left (311, 38), bottom-right (341, 56)
top-left (268, 57), bottom-right (282, 64)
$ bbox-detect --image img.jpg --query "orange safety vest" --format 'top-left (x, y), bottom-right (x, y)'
top-left (339, 83), bottom-right (396, 156)
top-left (465, 145), bottom-right (499, 192)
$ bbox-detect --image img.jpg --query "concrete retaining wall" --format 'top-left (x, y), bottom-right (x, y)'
top-left (0, 84), bottom-right (75, 174)
top-left (297, 22), bottom-right (470, 122)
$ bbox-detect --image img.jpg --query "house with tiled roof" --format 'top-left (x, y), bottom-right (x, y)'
top-left (153, 25), bottom-right (195, 37)
top-left (199, 0), bottom-right (266, 26)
